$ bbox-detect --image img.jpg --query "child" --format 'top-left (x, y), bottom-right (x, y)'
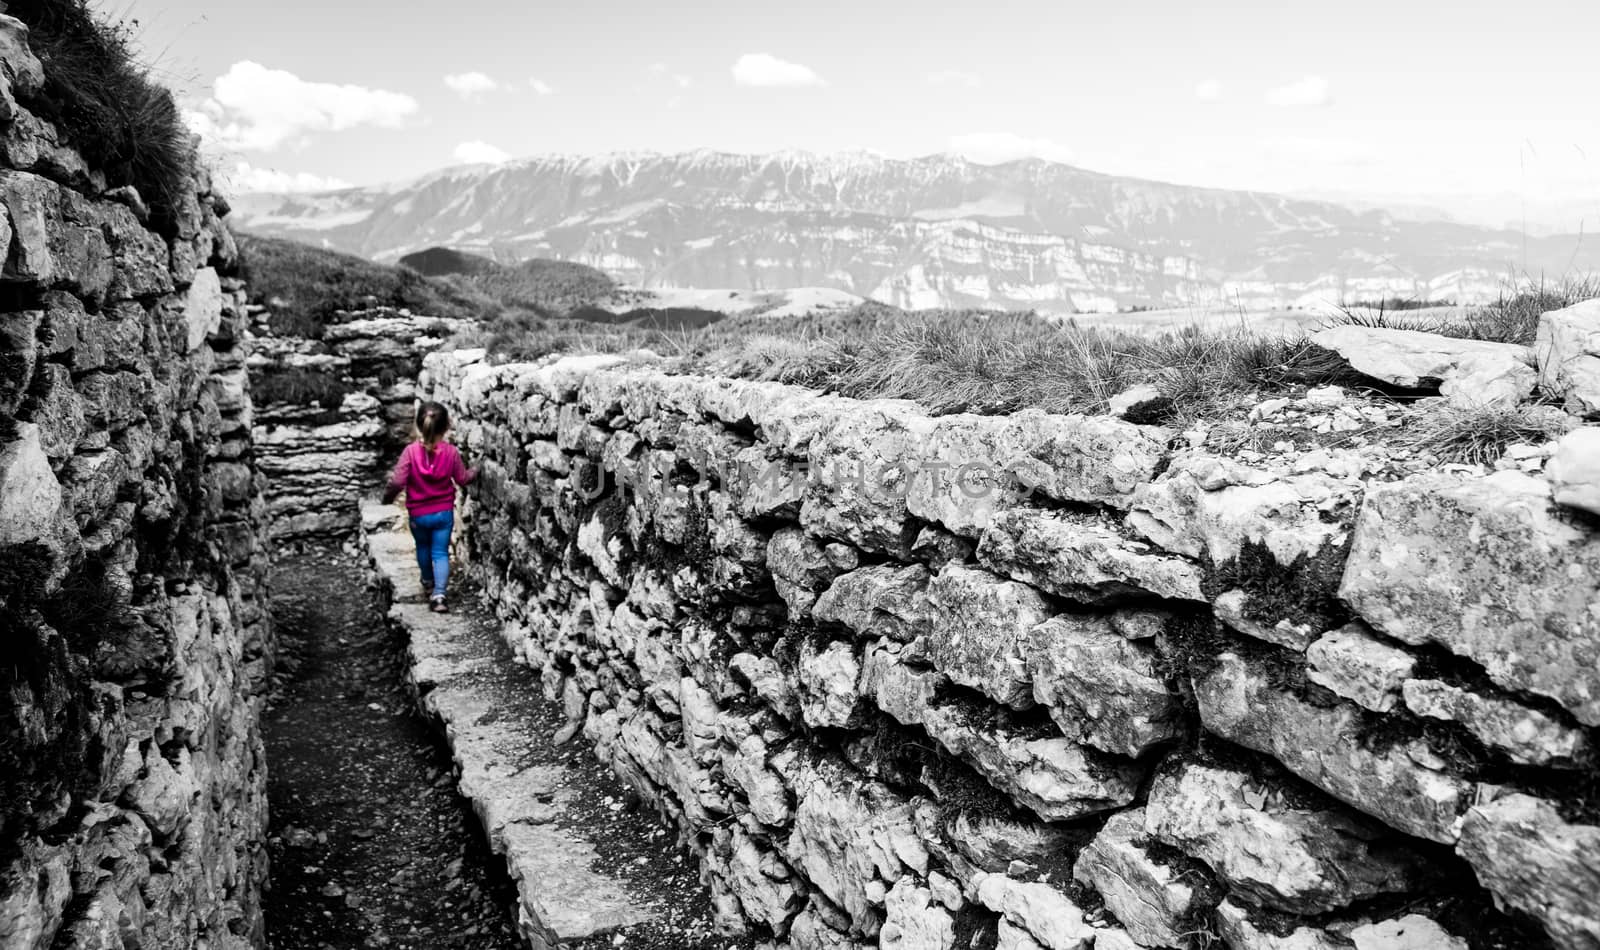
top-left (382, 401), bottom-right (477, 612)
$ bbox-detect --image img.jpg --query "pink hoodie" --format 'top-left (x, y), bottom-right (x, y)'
top-left (385, 442), bottom-right (476, 516)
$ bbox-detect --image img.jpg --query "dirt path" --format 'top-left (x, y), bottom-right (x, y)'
top-left (263, 550), bottom-right (522, 950)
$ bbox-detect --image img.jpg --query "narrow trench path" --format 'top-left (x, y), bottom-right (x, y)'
top-left (263, 550), bottom-right (522, 950)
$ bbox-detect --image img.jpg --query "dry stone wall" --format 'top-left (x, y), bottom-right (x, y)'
top-left (0, 15), bottom-right (271, 948)
top-left (247, 306), bottom-right (476, 542)
top-left (423, 347), bottom-right (1600, 950)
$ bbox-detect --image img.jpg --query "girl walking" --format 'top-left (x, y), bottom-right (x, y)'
top-left (382, 401), bottom-right (477, 612)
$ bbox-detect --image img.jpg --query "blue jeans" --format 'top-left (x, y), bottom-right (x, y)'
top-left (409, 510), bottom-right (454, 599)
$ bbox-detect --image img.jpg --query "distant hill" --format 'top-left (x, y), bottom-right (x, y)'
top-left (397, 246), bottom-right (617, 314)
top-left (230, 150), bottom-right (1600, 313)
top-left (396, 247), bottom-right (500, 278)
top-left (238, 236), bottom-right (859, 340)
top-left (237, 234), bottom-right (496, 337)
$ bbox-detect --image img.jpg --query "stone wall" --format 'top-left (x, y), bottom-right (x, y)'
top-left (247, 306), bottom-right (476, 543)
top-left (0, 15), bottom-right (272, 949)
top-left (421, 347), bottom-right (1600, 950)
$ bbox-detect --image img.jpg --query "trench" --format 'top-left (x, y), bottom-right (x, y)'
top-left (261, 550), bottom-right (522, 949)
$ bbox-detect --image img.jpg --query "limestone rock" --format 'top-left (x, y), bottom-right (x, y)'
top-left (976, 508), bottom-right (1205, 604)
top-left (1143, 762), bottom-right (1423, 913)
top-left (1548, 427), bottom-right (1600, 516)
top-left (719, 830), bottom-right (805, 930)
top-left (1212, 588), bottom-right (1320, 651)
top-left (797, 638), bottom-right (866, 729)
top-left (1312, 325), bottom-right (1535, 407)
top-left (947, 812), bottom-right (1077, 872)
top-left (787, 761), bottom-right (928, 936)
top-left (732, 447), bottom-right (806, 518)
top-left (0, 17), bottom-right (46, 100)
top-left (1402, 679), bottom-right (1589, 767)
top-left (902, 411), bottom-right (1168, 537)
top-left (801, 402), bottom-right (931, 556)
top-left (924, 565), bottom-right (1049, 709)
top-left (121, 747), bottom-right (196, 838)
top-left (1213, 900), bottom-right (1343, 950)
top-left (903, 412), bottom-right (1031, 537)
top-left (0, 839), bottom-right (71, 950)
top-left (996, 919), bottom-right (1049, 950)
top-left (863, 647), bottom-right (1140, 821)
top-left (769, 527), bottom-right (834, 616)
top-left (1193, 652), bottom-right (1472, 843)
top-left (1072, 809), bottom-right (1205, 948)
top-left (1348, 916), bottom-right (1467, 950)
top-left (0, 422), bottom-right (64, 548)
top-left (1457, 793), bottom-right (1600, 950)
top-left (790, 902), bottom-right (870, 949)
top-left (0, 171), bottom-right (56, 284)
top-left (972, 873), bottom-right (1096, 950)
top-left (1005, 409), bottom-right (1169, 511)
top-left (1028, 615), bottom-right (1181, 757)
top-left (729, 652), bottom-right (800, 720)
top-left (813, 563), bottom-right (934, 642)
top-left (1338, 470), bottom-right (1600, 726)
top-left (1304, 624), bottom-right (1415, 713)
top-left (724, 735), bottom-right (792, 826)
top-left (880, 879), bottom-right (956, 950)
top-left (1128, 454), bottom-right (1356, 570)
top-left (1537, 298), bottom-right (1600, 416)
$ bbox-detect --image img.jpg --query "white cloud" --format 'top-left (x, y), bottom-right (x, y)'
top-left (948, 132), bottom-right (1075, 165)
top-left (453, 140), bottom-right (511, 165)
top-left (186, 61), bottom-right (417, 152)
top-left (1266, 75), bottom-right (1331, 107)
top-left (1194, 79), bottom-right (1222, 102)
top-left (222, 161), bottom-right (351, 194)
top-left (529, 78), bottom-right (554, 95)
top-left (927, 70), bottom-right (982, 88)
top-left (444, 71), bottom-right (500, 98)
top-left (731, 53), bottom-right (824, 88)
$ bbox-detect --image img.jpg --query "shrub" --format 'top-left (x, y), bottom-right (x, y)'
top-left (8, 0), bottom-right (193, 228)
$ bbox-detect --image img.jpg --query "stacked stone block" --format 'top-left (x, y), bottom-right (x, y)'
top-left (0, 15), bottom-right (271, 948)
top-left (247, 307), bottom-right (477, 542)
top-left (424, 348), bottom-right (1600, 950)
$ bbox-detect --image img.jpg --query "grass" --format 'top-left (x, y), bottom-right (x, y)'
top-left (452, 305), bottom-right (1370, 426)
top-left (1332, 275), bottom-right (1600, 346)
top-left (237, 235), bottom-right (499, 337)
top-left (8, 0), bottom-right (193, 228)
top-left (249, 235), bottom-right (1600, 427)
top-left (1394, 403), bottom-right (1574, 464)
top-left (251, 366), bottom-right (353, 409)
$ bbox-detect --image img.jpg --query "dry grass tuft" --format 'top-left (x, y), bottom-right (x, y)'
top-left (1396, 403), bottom-right (1573, 465)
top-left (9, 0), bottom-right (194, 227)
top-left (1333, 275), bottom-right (1600, 346)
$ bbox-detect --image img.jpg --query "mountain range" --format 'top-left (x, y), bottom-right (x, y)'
top-left (230, 151), bottom-right (1598, 313)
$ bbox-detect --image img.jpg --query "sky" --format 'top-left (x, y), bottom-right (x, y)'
top-left (126, 0), bottom-right (1600, 231)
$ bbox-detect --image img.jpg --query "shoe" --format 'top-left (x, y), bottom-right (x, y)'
top-left (430, 596), bottom-right (448, 614)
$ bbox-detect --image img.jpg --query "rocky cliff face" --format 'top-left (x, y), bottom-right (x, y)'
top-left (421, 348), bottom-right (1600, 950)
top-left (246, 307), bottom-right (478, 543)
top-left (0, 16), bottom-right (271, 949)
top-left (233, 151), bottom-right (1595, 313)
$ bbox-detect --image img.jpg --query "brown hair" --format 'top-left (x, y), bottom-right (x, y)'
top-left (416, 401), bottom-right (451, 449)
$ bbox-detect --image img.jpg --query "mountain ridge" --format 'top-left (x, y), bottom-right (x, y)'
top-left (232, 150), bottom-right (1596, 313)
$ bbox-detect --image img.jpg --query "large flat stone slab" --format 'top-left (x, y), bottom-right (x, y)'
top-left (361, 499), bottom-right (657, 947)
